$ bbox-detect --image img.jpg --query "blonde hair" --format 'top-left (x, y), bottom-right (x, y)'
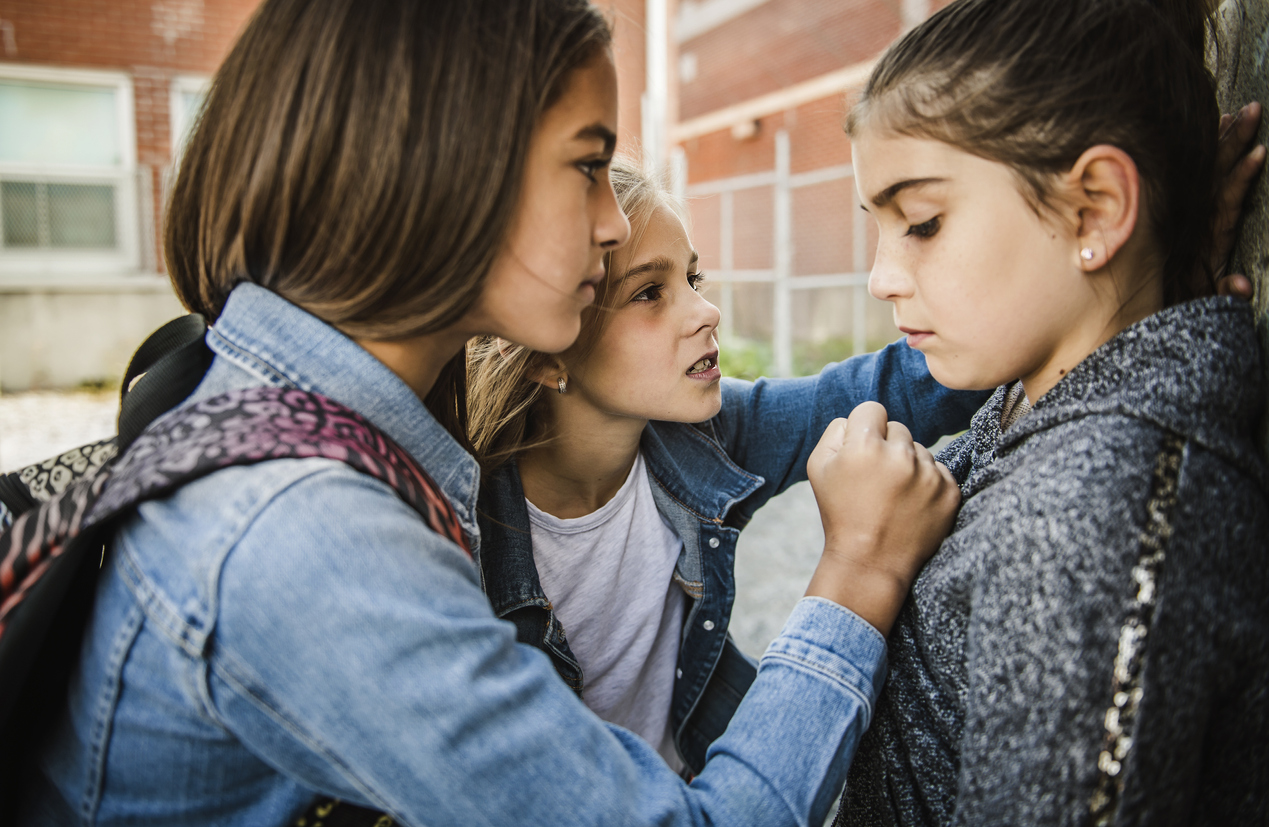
top-left (466, 158), bottom-right (685, 470)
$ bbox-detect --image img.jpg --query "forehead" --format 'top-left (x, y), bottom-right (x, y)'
top-left (616, 203), bottom-right (692, 270)
top-left (852, 129), bottom-right (960, 197)
top-left (535, 50), bottom-right (619, 145)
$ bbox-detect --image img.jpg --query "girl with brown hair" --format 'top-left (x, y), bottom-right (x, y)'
top-left (17, 1), bottom-right (965, 825)
top-left (830, 0), bottom-right (1269, 824)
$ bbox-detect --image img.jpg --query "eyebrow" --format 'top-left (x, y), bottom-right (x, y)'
top-left (625, 255), bottom-right (677, 280)
top-left (574, 123), bottom-right (617, 155)
top-left (868, 177), bottom-right (947, 209)
top-left (624, 250), bottom-right (699, 281)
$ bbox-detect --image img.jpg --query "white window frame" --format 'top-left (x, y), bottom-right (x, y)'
top-left (169, 74), bottom-right (210, 167)
top-left (0, 63), bottom-right (140, 277)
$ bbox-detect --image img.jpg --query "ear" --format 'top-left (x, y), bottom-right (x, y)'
top-left (1062, 145), bottom-right (1141, 271)
top-left (528, 355), bottom-right (569, 393)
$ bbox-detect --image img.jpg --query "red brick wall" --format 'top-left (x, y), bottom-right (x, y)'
top-left (600, 0), bottom-right (648, 161)
top-left (678, 0), bottom-right (902, 121)
top-left (0, 0), bottom-right (262, 271)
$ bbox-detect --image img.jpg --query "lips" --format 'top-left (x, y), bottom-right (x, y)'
top-left (899, 326), bottom-right (933, 347)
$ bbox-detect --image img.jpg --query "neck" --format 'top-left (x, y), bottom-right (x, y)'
top-left (355, 329), bottom-right (470, 401)
top-left (1021, 264), bottom-right (1164, 403)
top-left (517, 400), bottom-right (648, 519)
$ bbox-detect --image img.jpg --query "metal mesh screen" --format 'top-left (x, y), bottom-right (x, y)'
top-left (1, 178), bottom-right (118, 250)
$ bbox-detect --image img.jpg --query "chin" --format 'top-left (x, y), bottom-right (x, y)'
top-left (515, 315), bottom-right (582, 355)
top-left (927, 360), bottom-right (1002, 392)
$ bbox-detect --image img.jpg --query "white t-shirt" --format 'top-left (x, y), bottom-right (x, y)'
top-left (526, 451), bottom-right (686, 772)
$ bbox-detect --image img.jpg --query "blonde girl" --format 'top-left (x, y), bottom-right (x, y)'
top-left (466, 159), bottom-right (987, 775)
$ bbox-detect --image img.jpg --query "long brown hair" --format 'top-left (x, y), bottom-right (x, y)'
top-left (164, 0), bottom-right (611, 441)
top-left (848, 0), bottom-right (1219, 304)
top-left (466, 159), bottom-right (681, 471)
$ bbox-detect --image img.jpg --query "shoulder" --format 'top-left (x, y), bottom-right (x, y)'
top-left (953, 417), bottom-right (1174, 564)
top-left (119, 457), bottom-right (477, 623)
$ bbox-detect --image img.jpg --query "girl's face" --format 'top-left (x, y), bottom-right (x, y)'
top-left (853, 127), bottom-right (1111, 396)
top-left (468, 51), bottom-right (630, 354)
top-left (565, 203), bottom-right (723, 424)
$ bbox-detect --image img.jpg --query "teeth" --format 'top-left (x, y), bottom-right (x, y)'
top-left (688, 357), bottom-right (714, 375)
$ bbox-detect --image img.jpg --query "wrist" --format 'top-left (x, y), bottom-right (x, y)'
top-left (804, 548), bottom-right (912, 636)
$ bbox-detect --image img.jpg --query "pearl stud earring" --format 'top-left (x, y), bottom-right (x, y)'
top-left (1080, 247), bottom-right (1095, 262)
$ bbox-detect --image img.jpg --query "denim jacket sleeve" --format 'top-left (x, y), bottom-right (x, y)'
top-left (711, 339), bottom-right (989, 519)
top-left (209, 462), bottom-right (887, 827)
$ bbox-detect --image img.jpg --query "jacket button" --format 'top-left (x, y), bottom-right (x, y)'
top-left (676, 668), bottom-right (683, 678)
top-left (703, 620), bottom-right (715, 631)
top-left (707, 537), bottom-right (720, 548)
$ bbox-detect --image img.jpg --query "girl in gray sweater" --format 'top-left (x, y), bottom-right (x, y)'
top-left (832, 0), bottom-right (1269, 824)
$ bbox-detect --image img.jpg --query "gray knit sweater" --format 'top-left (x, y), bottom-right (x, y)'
top-left (835, 297), bottom-right (1269, 827)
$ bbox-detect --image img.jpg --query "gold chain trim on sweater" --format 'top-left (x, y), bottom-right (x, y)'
top-left (1088, 433), bottom-right (1184, 825)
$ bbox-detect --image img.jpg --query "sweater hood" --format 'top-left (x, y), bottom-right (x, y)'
top-left (996, 296), bottom-right (1266, 482)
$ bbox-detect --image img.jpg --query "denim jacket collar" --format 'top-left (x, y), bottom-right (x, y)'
top-left (206, 283), bottom-right (482, 541)
top-left (639, 420), bottom-right (764, 523)
top-left (478, 419), bottom-right (762, 627)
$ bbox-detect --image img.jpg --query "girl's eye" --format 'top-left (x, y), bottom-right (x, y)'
top-left (905, 216), bottom-right (940, 239)
top-left (687, 271), bottom-right (706, 292)
top-left (632, 283), bottom-right (663, 302)
top-left (577, 157), bottom-right (611, 183)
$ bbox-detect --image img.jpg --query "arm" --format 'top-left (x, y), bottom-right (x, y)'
top-left (945, 428), bottom-right (1180, 825)
top-left (712, 340), bottom-right (988, 519)
top-left (210, 465), bottom-right (889, 827)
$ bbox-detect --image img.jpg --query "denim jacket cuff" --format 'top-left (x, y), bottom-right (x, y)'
top-left (761, 597), bottom-right (888, 720)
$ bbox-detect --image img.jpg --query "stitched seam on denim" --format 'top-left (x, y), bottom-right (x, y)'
top-left (201, 462), bottom-right (386, 642)
top-left (760, 650), bottom-right (875, 727)
top-left (208, 652), bottom-right (400, 816)
top-left (116, 536), bottom-right (206, 658)
top-left (206, 325), bottom-right (308, 392)
top-left (80, 599), bottom-right (145, 821)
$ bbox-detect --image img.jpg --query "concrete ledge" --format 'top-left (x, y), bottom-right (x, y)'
top-left (0, 274), bottom-right (176, 294)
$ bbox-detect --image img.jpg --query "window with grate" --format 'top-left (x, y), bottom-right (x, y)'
top-left (0, 66), bottom-right (138, 274)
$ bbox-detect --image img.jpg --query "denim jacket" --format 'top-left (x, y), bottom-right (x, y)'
top-left (479, 342), bottom-right (989, 773)
top-left (24, 284), bottom-right (960, 827)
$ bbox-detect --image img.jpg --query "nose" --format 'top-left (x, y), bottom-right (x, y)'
top-left (868, 242), bottom-right (912, 303)
top-left (691, 288), bottom-right (721, 337)
top-left (596, 176), bottom-right (631, 250)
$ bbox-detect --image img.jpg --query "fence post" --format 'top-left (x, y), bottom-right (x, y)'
top-left (773, 129), bottom-right (793, 376)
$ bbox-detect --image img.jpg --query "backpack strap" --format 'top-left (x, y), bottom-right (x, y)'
top-left (1, 385), bottom-right (467, 636)
top-left (0, 313), bottom-right (213, 532)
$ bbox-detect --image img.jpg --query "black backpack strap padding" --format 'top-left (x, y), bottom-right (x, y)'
top-left (119, 314), bottom-right (208, 404)
top-left (0, 522), bottom-right (107, 807)
top-left (117, 317), bottom-right (215, 454)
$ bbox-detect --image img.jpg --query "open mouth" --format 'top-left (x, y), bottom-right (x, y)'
top-left (686, 355), bottom-right (717, 375)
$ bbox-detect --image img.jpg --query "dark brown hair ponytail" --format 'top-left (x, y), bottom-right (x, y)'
top-left (849, 0), bottom-right (1219, 303)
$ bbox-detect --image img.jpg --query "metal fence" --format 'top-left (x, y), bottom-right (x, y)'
top-left (684, 129), bottom-right (887, 376)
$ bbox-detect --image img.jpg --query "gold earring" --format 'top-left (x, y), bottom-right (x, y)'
top-left (557, 377), bottom-right (567, 394)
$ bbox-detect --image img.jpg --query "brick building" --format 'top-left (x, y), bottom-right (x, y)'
top-left (0, 0), bottom-right (260, 390)
top-left (668, 0), bottom-right (950, 374)
top-left (0, 0), bottom-right (915, 389)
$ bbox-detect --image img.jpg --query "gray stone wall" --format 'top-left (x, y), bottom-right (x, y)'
top-left (1215, 0), bottom-right (1269, 450)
